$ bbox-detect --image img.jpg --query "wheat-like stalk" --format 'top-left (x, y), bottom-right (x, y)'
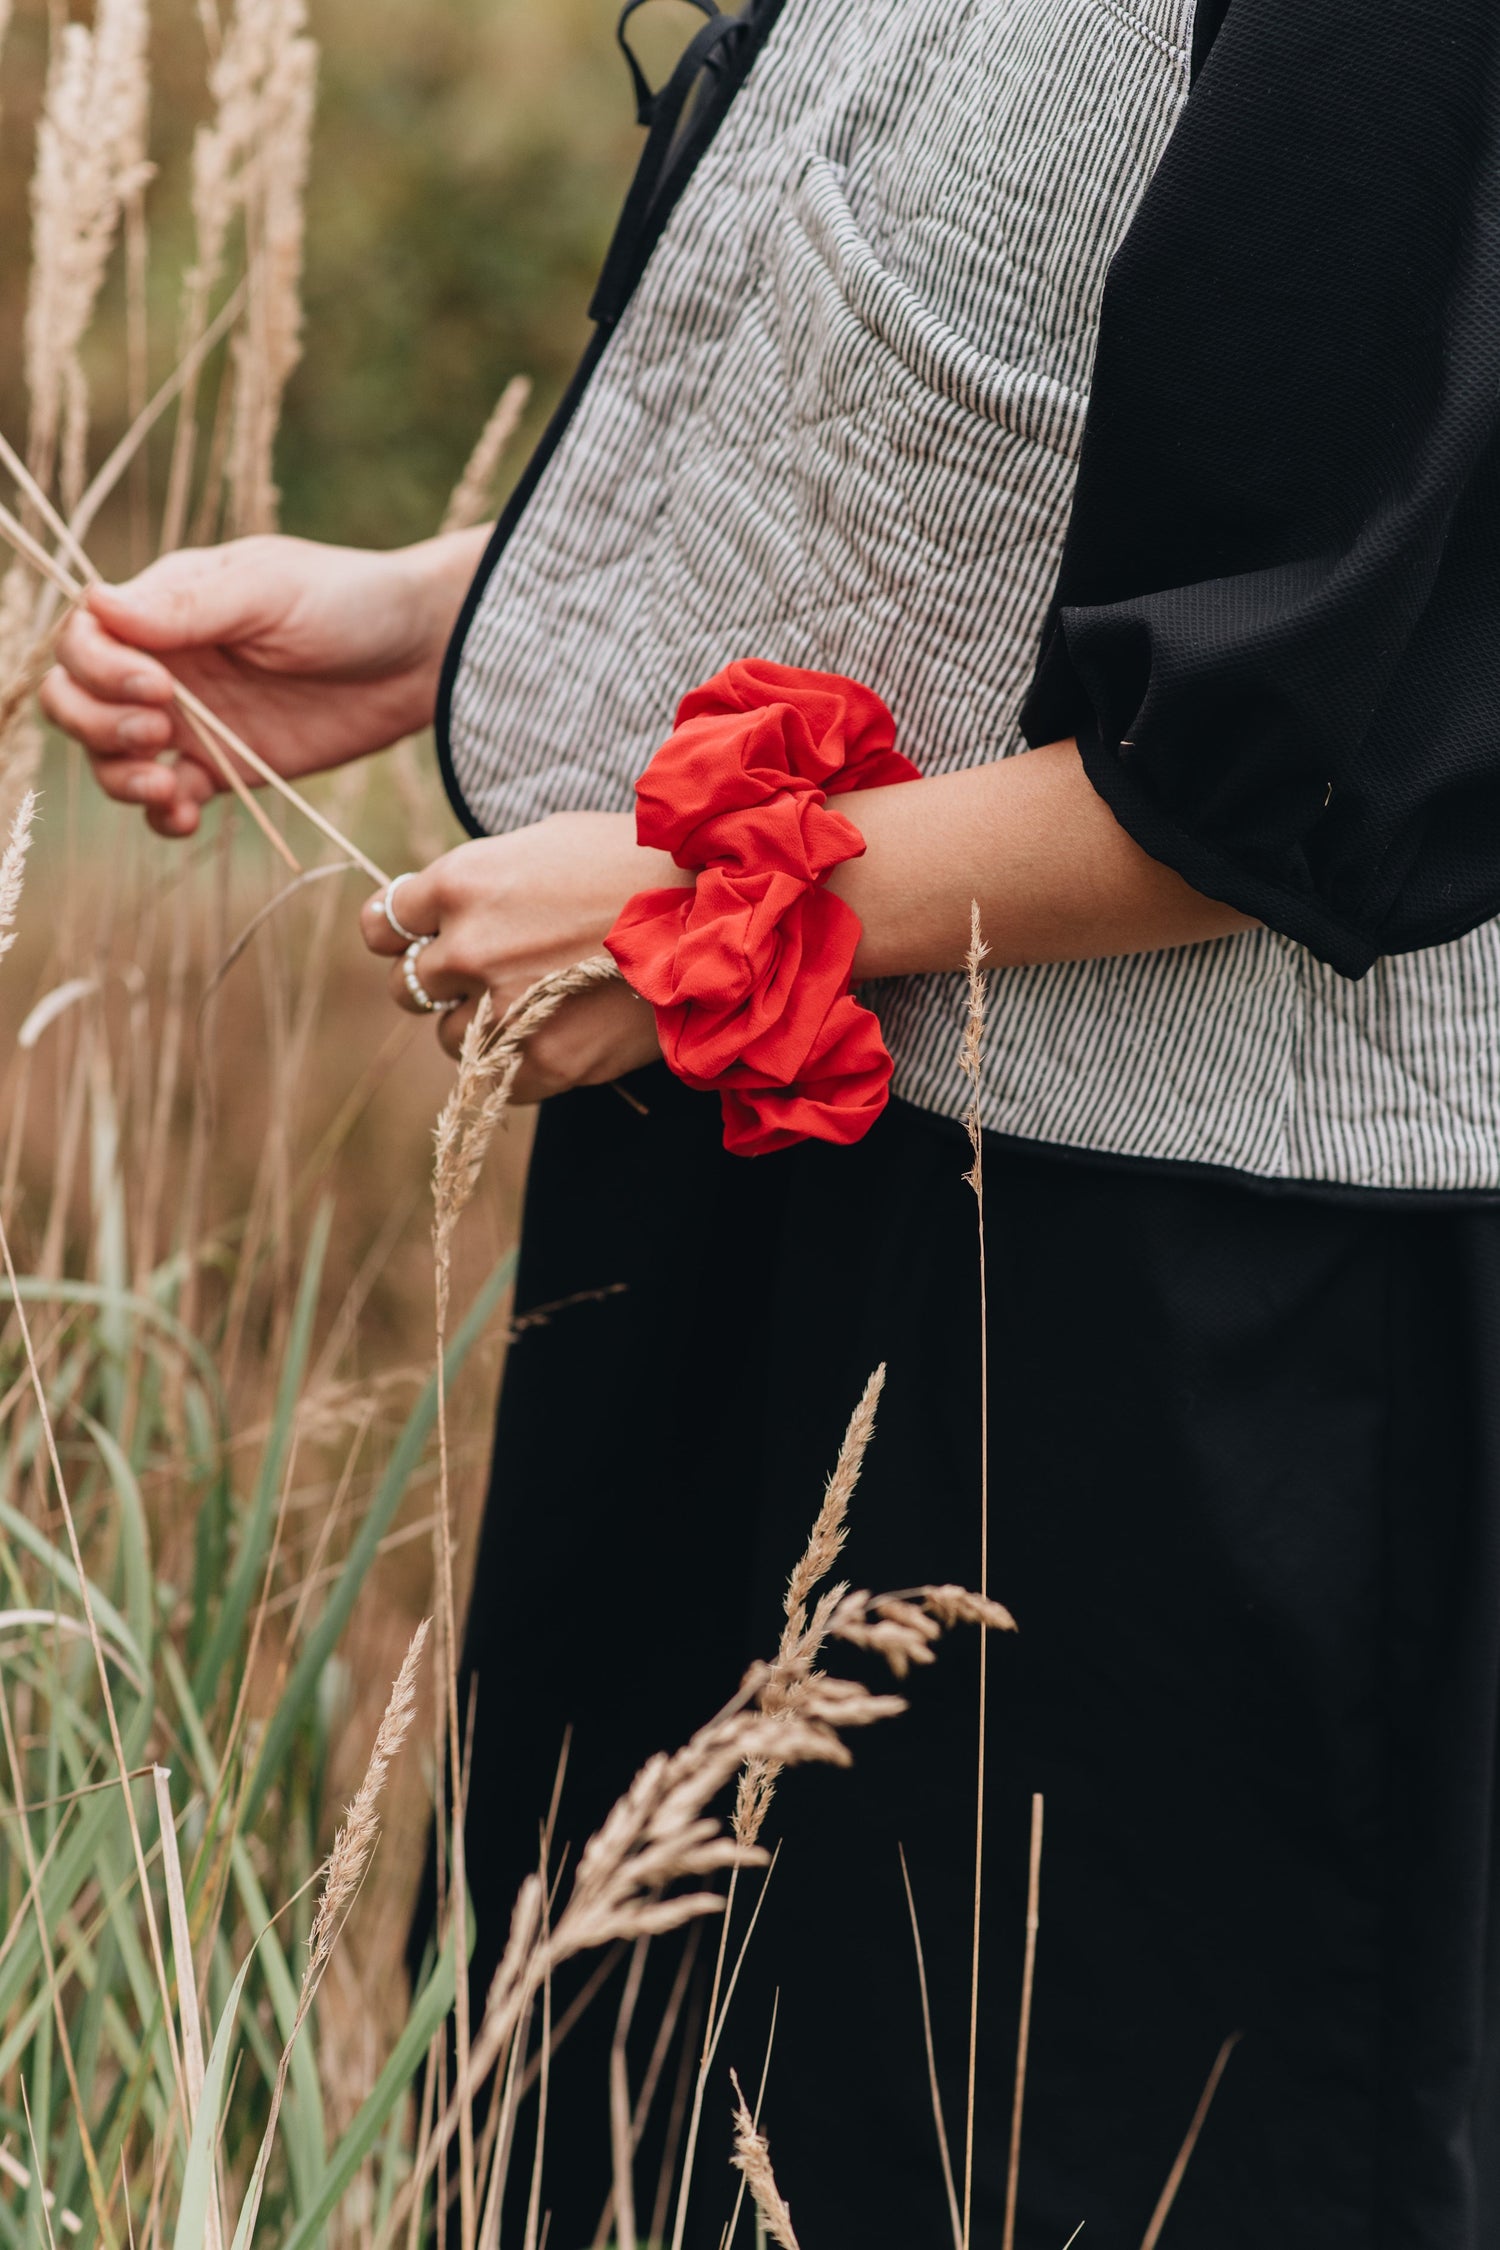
top-left (729, 2070), bottom-right (800, 2250)
top-left (960, 897), bottom-right (990, 2250)
top-left (0, 0), bottom-right (14, 132)
top-left (225, 13), bottom-right (315, 534)
top-left (827, 1582), bottom-right (1015, 1677)
top-left (0, 787), bottom-right (37, 961)
top-left (161, 0), bottom-right (315, 545)
top-left (1004, 1793), bottom-right (1045, 2250)
top-left (672, 1365), bottom-right (887, 2250)
top-left (441, 375), bottom-right (532, 535)
top-left (427, 954), bottom-right (616, 2250)
top-left (306, 1617), bottom-right (430, 1975)
top-left (233, 1620), bottom-right (432, 2246)
top-left (733, 1363), bottom-right (885, 1853)
top-left (395, 1560), bottom-right (1004, 2238)
top-left (26, 0), bottom-right (153, 509)
top-left (899, 1843), bottom-right (963, 2250)
top-left (1138, 2036), bottom-right (1242, 2249)
top-left (0, 565), bottom-right (46, 841)
top-left (432, 956), bottom-right (620, 1323)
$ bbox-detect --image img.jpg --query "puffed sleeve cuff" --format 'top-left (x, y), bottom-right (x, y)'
top-left (1068, 704), bottom-right (1379, 981)
top-left (1014, 0), bottom-right (1500, 985)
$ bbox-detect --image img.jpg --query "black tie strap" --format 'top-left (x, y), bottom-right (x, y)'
top-left (590, 0), bottom-right (785, 328)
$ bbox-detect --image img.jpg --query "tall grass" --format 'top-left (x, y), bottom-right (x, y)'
top-left (0, 5), bottom-right (1245, 2244)
top-left (0, 10), bottom-right (1017, 2245)
top-left (0, 1), bottom-right (523, 2238)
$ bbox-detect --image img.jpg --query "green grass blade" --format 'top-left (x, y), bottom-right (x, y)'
top-left (193, 1200), bottom-right (332, 1705)
top-left (79, 1415), bottom-right (153, 1666)
top-left (159, 1641), bottom-right (327, 2209)
top-left (0, 1277), bottom-right (228, 1429)
top-left (276, 1933), bottom-right (458, 2250)
top-left (243, 1249), bottom-right (514, 1823)
top-left (0, 1504), bottom-right (145, 1679)
top-left (171, 1944), bottom-right (257, 2250)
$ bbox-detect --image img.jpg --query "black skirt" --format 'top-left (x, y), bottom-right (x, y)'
top-left (441, 1068), bottom-right (1500, 2250)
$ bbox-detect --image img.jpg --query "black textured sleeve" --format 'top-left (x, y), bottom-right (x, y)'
top-left (1020, 0), bottom-right (1500, 980)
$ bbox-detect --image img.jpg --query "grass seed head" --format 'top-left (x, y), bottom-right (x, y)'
top-left (729, 2070), bottom-right (801, 2250)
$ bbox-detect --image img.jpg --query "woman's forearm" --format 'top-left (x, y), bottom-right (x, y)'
top-left (828, 739), bottom-right (1256, 978)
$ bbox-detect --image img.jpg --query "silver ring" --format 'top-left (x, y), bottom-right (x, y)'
top-left (402, 936), bottom-right (460, 1015)
top-left (382, 873), bottom-right (426, 945)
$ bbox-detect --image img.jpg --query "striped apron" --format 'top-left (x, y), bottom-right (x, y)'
top-left (441, 0), bottom-right (1500, 1194)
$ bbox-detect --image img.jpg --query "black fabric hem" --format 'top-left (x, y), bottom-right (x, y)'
top-left (434, 0), bottom-right (787, 839)
top-left (898, 1096), bottom-right (1500, 1212)
top-left (1071, 712), bottom-right (1381, 981)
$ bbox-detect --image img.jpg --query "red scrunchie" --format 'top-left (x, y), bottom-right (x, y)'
top-left (605, 660), bottom-right (920, 1156)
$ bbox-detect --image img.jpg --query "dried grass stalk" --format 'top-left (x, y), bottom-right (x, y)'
top-left (234, 1621), bottom-right (431, 2246)
top-left (225, 20), bottom-right (315, 534)
top-left (828, 1582), bottom-right (1014, 1678)
top-left (432, 957), bottom-right (620, 1322)
top-left (607, 1938), bottom-right (649, 2250)
top-left (0, 0), bottom-right (14, 130)
top-left (308, 1617), bottom-right (430, 1973)
top-left (0, 787), bottom-right (37, 960)
top-left (899, 1844), bottom-right (963, 2250)
top-left (428, 964), bottom-right (617, 2249)
top-left (26, 0), bottom-right (153, 508)
top-left (677, 1366), bottom-right (887, 2250)
top-left (959, 898), bottom-right (991, 2250)
top-left (441, 375), bottom-right (532, 535)
top-left (1002, 1794), bottom-right (1044, 2250)
top-left (404, 1566), bottom-right (1001, 2230)
top-left (0, 567), bottom-right (45, 842)
top-left (1139, 2033), bottom-right (1242, 2250)
top-left (729, 2070), bottom-right (800, 2250)
top-left (425, 951), bottom-right (626, 2246)
top-left (163, 0), bottom-right (315, 546)
top-left (734, 1363), bottom-right (885, 1852)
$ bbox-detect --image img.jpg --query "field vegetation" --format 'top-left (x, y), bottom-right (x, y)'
top-left (0, 3), bottom-right (1230, 2243)
top-left (0, 4), bottom-right (1017, 2244)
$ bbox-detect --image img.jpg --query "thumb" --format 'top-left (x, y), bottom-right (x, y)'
top-left (87, 542), bottom-right (279, 655)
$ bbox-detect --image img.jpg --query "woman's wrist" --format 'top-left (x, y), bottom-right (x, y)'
top-left (823, 780), bottom-right (962, 981)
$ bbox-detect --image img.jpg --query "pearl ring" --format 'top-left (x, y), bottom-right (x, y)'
top-left (402, 935), bottom-right (460, 1015)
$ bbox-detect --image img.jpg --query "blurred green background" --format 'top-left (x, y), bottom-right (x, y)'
top-left (0, 0), bottom-right (707, 553)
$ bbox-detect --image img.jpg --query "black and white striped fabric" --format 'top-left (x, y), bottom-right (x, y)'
top-left (445, 0), bottom-right (1500, 1193)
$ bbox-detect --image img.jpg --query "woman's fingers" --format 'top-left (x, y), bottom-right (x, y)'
top-left (438, 996), bottom-right (479, 1060)
top-left (40, 661), bottom-right (222, 821)
top-left (387, 935), bottom-right (473, 1015)
top-left (84, 543), bottom-right (282, 655)
top-left (40, 662), bottom-right (174, 764)
top-left (54, 606), bottom-right (178, 709)
top-left (359, 866), bottom-right (442, 955)
top-left (510, 980), bottom-right (661, 1103)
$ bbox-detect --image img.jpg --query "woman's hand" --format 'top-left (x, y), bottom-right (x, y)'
top-left (40, 526), bottom-right (489, 838)
top-left (358, 810), bottom-right (692, 1094)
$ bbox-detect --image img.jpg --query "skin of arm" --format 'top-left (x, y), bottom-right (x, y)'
top-left (44, 531), bottom-right (1254, 1099)
top-left (828, 749), bottom-right (1255, 980)
top-left (357, 751), bottom-right (1253, 1094)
